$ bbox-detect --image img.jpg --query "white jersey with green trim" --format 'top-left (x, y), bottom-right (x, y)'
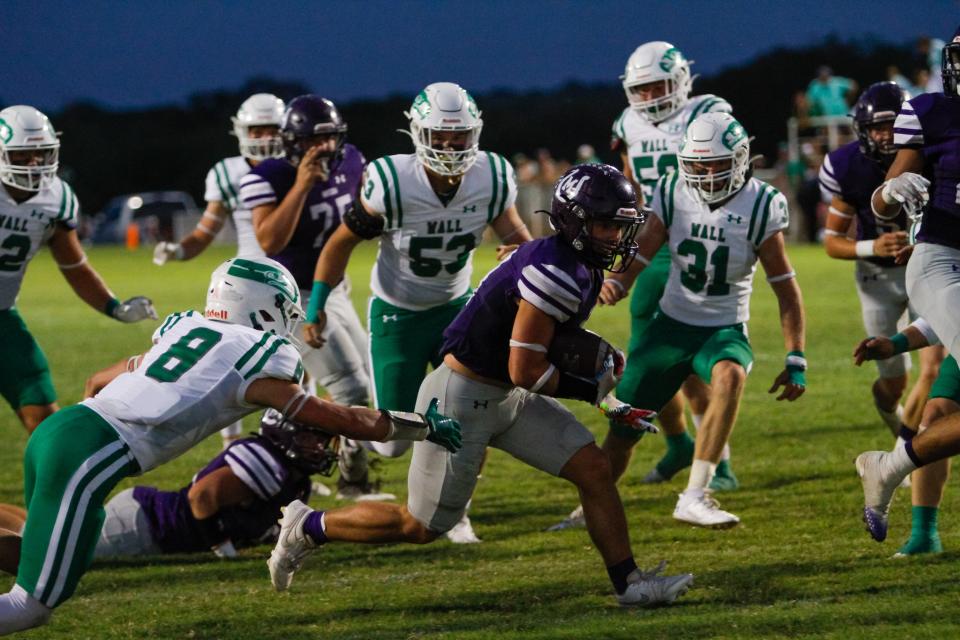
top-left (204, 156), bottom-right (265, 258)
top-left (83, 311), bottom-right (303, 473)
top-left (650, 173), bottom-right (789, 326)
top-left (360, 152), bottom-right (516, 310)
top-left (612, 94), bottom-right (732, 202)
top-left (0, 177), bottom-right (79, 310)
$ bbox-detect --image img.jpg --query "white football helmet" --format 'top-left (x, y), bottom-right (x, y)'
top-left (232, 93), bottom-right (285, 162)
top-left (621, 41), bottom-right (692, 123)
top-left (678, 112), bottom-right (750, 205)
top-left (205, 257), bottom-right (302, 337)
top-left (0, 105), bottom-right (60, 192)
top-left (405, 82), bottom-right (483, 176)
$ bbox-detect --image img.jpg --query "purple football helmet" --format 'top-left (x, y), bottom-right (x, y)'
top-left (851, 82), bottom-right (909, 163)
top-left (259, 408), bottom-right (340, 476)
top-left (942, 27), bottom-right (960, 98)
top-left (281, 95), bottom-right (348, 168)
top-left (547, 163), bottom-right (644, 272)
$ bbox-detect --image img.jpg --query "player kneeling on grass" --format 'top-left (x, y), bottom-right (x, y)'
top-left (854, 318), bottom-right (956, 554)
top-left (0, 409), bottom-right (346, 569)
top-left (267, 164), bottom-right (693, 607)
top-left (0, 256), bottom-right (460, 636)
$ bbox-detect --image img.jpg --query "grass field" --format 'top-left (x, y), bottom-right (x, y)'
top-left (1, 242), bottom-right (958, 639)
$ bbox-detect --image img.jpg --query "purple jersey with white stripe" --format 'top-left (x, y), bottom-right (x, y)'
top-left (238, 144), bottom-right (365, 288)
top-left (132, 436), bottom-right (310, 553)
top-left (818, 141), bottom-right (905, 267)
top-left (894, 93), bottom-right (960, 248)
top-left (441, 235), bottom-right (601, 384)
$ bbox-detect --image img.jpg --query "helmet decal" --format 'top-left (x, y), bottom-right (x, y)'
top-left (722, 121), bottom-right (747, 150)
top-left (227, 258), bottom-right (300, 304)
top-left (660, 47), bottom-right (683, 72)
top-left (0, 120), bottom-right (11, 145)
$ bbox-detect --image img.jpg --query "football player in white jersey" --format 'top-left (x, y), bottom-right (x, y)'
top-left (0, 256), bottom-right (461, 635)
top-left (0, 105), bottom-right (156, 433)
top-left (612, 42), bottom-right (736, 491)
top-left (302, 82), bottom-right (533, 542)
top-left (595, 113), bottom-right (806, 527)
top-left (153, 93), bottom-right (285, 448)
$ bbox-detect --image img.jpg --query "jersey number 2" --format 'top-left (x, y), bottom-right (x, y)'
top-left (0, 234), bottom-right (31, 272)
top-left (146, 328), bottom-right (223, 383)
top-left (677, 239), bottom-right (730, 296)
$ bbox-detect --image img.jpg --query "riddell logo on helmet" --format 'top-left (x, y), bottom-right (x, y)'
top-left (206, 309), bottom-right (228, 320)
top-left (441, 118), bottom-right (462, 124)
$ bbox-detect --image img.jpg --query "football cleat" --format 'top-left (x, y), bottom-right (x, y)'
top-left (855, 451), bottom-right (902, 542)
top-left (616, 561), bottom-right (694, 607)
top-left (545, 504), bottom-right (586, 531)
top-left (673, 490), bottom-right (740, 529)
top-left (267, 500), bottom-right (316, 591)
top-left (708, 460), bottom-right (740, 492)
top-left (445, 513), bottom-right (481, 544)
top-left (893, 533), bottom-right (943, 557)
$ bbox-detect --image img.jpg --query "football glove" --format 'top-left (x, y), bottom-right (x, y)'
top-left (599, 394), bottom-right (658, 434)
top-left (112, 296), bottom-right (158, 323)
top-left (880, 173), bottom-right (930, 212)
top-left (152, 242), bottom-right (184, 266)
top-left (423, 398), bottom-right (463, 453)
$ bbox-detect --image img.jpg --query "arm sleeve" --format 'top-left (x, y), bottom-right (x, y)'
top-left (204, 165), bottom-right (225, 203)
top-left (224, 440), bottom-right (289, 500)
top-left (517, 263), bottom-right (582, 322)
top-left (239, 171), bottom-right (278, 210)
top-left (893, 100), bottom-right (924, 148)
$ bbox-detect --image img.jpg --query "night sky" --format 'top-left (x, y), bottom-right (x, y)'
top-left (3, 0), bottom-right (958, 111)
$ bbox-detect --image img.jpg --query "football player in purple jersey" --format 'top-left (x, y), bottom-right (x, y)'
top-left (0, 410), bottom-right (338, 572)
top-left (820, 82), bottom-right (946, 450)
top-left (859, 28), bottom-right (960, 545)
top-left (266, 164), bottom-right (695, 607)
top-left (239, 96), bottom-right (386, 500)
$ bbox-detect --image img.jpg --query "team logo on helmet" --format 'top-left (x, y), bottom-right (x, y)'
top-left (466, 94), bottom-right (480, 119)
top-left (410, 91), bottom-right (431, 120)
top-left (0, 120), bottom-right (10, 145)
top-left (555, 172), bottom-right (590, 201)
top-left (659, 47), bottom-right (683, 72)
top-left (722, 121), bottom-right (747, 150)
top-left (227, 258), bottom-right (299, 304)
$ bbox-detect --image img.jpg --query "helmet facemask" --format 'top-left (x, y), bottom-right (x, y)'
top-left (942, 40), bottom-right (960, 98)
top-left (623, 76), bottom-right (690, 123)
top-left (0, 144), bottom-right (59, 192)
top-left (404, 83), bottom-right (483, 177)
top-left (621, 43), bottom-right (692, 123)
top-left (678, 113), bottom-right (750, 206)
top-left (234, 123), bottom-right (284, 162)
top-left (260, 408), bottom-right (341, 476)
top-left (578, 209), bottom-right (643, 272)
top-left (679, 152), bottom-right (748, 205)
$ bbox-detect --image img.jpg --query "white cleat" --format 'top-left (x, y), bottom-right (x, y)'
top-left (545, 504), bottom-right (586, 532)
top-left (855, 451), bottom-right (902, 542)
top-left (673, 490), bottom-right (740, 529)
top-left (267, 499), bottom-right (316, 591)
top-left (445, 513), bottom-right (481, 544)
top-left (617, 561), bottom-right (694, 607)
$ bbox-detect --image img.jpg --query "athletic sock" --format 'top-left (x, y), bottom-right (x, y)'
top-left (303, 510), bottom-right (328, 545)
top-left (899, 506), bottom-right (943, 555)
top-left (655, 432), bottom-right (695, 478)
top-left (876, 403), bottom-right (904, 435)
top-left (691, 414), bottom-right (703, 430)
top-left (720, 443), bottom-right (731, 462)
top-left (607, 556), bottom-right (638, 595)
top-left (686, 459), bottom-right (717, 493)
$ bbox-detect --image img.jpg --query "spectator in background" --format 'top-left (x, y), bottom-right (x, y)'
top-left (575, 144), bottom-right (600, 165)
top-left (795, 141), bottom-right (828, 243)
top-left (806, 66), bottom-right (858, 117)
top-left (887, 65), bottom-right (923, 98)
top-left (792, 90), bottom-right (814, 136)
top-left (918, 36), bottom-right (945, 93)
top-left (535, 148), bottom-right (561, 185)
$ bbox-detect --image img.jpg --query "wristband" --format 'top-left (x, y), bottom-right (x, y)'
top-left (305, 281), bottom-right (332, 323)
top-left (855, 240), bottom-right (875, 258)
top-left (891, 333), bottom-right (910, 355)
top-left (603, 278), bottom-right (625, 294)
top-left (785, 350), bottom-right (807, 386)
top-left (104, 298), bottom-right (120, 318)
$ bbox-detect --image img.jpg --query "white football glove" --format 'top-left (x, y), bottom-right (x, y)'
top-left (880, 173), bottom-right (930, 211)
top-left (112, 296), bottom-right (158, 323)
top-left (212, 539), bottom-right (238, 559)
top-left (153, 242), bottom-right (184, 266)
top-left (594, 350), bottom-right (625, 405)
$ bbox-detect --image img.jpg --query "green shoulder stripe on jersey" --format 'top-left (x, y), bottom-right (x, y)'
top-left (686, 97), bottom-right (715, 127)
top-left (292, 359), bottom-right (304, 383)
top-left (612, 111), bottom-right (626, 140)
top-left (496, 154), bottom-right (510, 218)
top-left (383, 157), bottom-right (403, 228)
top-left (56, 183), bottom-right (74, 221)
top-left (243, 335), bottom-right (289, 380)
top-left (485, 152), bottom-right (500, 223)
top-left (213, 163), bottom-right (230, 204)
top-left (158, 310), bottom-right (195, 337)
top-left (217, 161), bottom-right (240, 206)
top-left (234, 332), bottom-right (271, 373)
top-left (664, 172), bottom-right (678, 228)
top-left (370, 160), bottom-right (393, 229)
top-left (754, 185), bottom-right (781, 247)
top-left (747, 184), bottom-right (773, 245)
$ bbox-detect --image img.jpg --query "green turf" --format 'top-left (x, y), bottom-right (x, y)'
top-left (1, 243), bottom-right (956, 639)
